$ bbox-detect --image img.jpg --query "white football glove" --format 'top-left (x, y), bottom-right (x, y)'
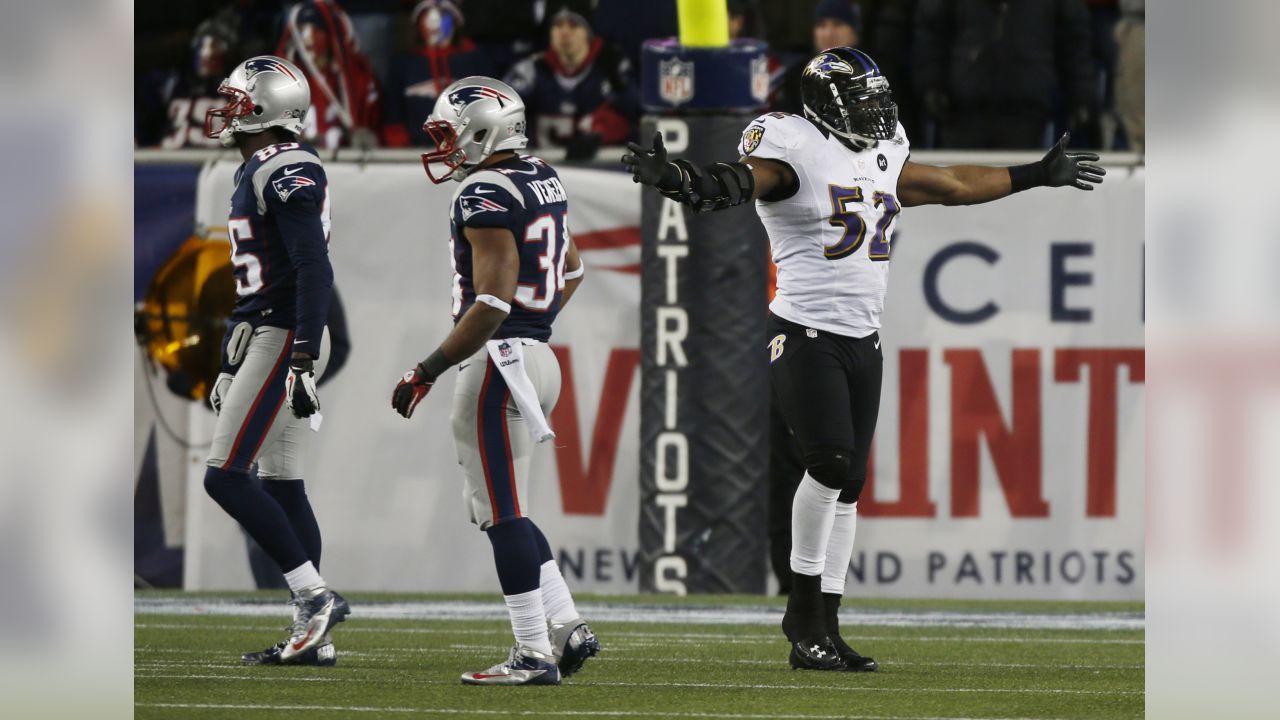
top-left (285, 358), bottom-right (320, 419)
top-left (209, 372), bottom-right (234, 415)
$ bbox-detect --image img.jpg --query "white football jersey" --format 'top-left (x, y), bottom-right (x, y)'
top-left (739, 112), bottom-right (910, 338)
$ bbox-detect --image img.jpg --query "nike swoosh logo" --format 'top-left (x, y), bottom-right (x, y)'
top-left (474, 187), bottom-right (494, 194)
top-left (283, 166), bottom-right (304, 175)
top-left (459, 363), bottom-right (470, 370)
top-left (874, 340), bottom-right (881, 349)
top-left (291, 627), bottom-right (315, 651)
top-left (294, 340), bottom-right (310, 345)
top-left (471, 673), bottom-right (509, 680)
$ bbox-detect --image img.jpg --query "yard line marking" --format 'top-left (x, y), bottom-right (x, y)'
top-left (132, 671), bottom-right (1139, 696)
top-left (135, 673), bottom-right (340, 682)
top-left (134, 623), bottom-right (1143, 644)
top-left (134, 647), bottom-right (1143, 670)
top-left (135, 702), bottom-right (1075, 720)
top-left (134, 598), bottom-right (1143, 632)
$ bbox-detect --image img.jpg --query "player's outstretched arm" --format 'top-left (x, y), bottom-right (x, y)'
top-left (391, 226), bottom-right (519, 419)
top-left (898, 132), bottom-right (1106, 208)
top-left (622, 132), bottom-right (796, 212)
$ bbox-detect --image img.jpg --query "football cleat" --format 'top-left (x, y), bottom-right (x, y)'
top-left (242, 638), bottom-right (337, 666)
top-left (829, 633), bottom-right (878, 672)
top-left (788, 637), bottom-right (848, 671)
top-left (279, 589), bottom-right (350, 663)
top-left (549, 619), bottom-right (600, 677)
top-left (461, 645), bottom-right (562, 686)
top-left (823, 592), bottom-right (877, 671)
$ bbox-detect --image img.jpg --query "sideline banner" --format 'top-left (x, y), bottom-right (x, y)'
top-left (179, 156), bottom-right (1143, 600)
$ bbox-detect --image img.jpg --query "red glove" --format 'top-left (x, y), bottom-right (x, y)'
top-left (391, 363), bottom-right (434, 419)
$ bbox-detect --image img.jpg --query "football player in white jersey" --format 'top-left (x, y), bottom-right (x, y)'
top-left (623, 47), bottom-right (1105, 671)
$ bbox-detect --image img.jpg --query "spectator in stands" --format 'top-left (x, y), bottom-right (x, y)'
top-left (383, 0), bottom-right (496, 147)
top-left (505, 1), bottom-right (639, 161)
top-left (339, 0), bottom-right (401, 86)
top-left (862, 0), bottom-right (924, 142)
top-left (593, 0), bottom-right (679, 70)
top-left (914, 0), bottom-right (1098, 149)
top-left (138, 11), bottom-right (242, 149)
top-left (759, 0), bottom-right (822, 60)
top-left (277, 0), bottom-right (384, 149)
top-left (461, 0), bottom-right (541, 79)
top-left (1113, 0), bottom-right (1143, 152)
top-left (772, 0), bottom-right (863, 116)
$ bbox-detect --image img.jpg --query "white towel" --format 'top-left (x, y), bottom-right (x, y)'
top-left (486, 338), bottom-right (555, 444)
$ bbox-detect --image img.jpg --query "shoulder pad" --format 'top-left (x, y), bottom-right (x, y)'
top-left (738, 112), bottom-right (814, 159)
top-left (451, 169), bottom-right (526, 209)
top-left (252, 147), bottom-right (323, 214)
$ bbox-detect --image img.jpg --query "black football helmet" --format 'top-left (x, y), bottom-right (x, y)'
top-left (800, 47), bottom-right (898, 149)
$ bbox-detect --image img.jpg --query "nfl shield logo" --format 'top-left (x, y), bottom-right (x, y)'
top-left (498, 341), bottom-right (512, 358)
top-left (750, 55), bottom-right (769, 104)
top-left (659, 57), bottom-right (694, 106)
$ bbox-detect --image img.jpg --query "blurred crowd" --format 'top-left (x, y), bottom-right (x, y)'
top-left (135, 0), bottom-right (1144, 157)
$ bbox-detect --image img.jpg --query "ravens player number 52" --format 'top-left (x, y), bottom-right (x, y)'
top-left (623, 47), bottom-right (1105, 672)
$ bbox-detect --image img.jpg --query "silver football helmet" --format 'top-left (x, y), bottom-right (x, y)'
top-left (205, 56), bottom-right (311, 148)
top-left (421, 76), bottom-right (528, 183)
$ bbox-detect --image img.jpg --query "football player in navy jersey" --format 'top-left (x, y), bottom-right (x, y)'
top-left (201, 55), bottom-right (349, 666)
top-left (391, 76), bottom-right (598, 686)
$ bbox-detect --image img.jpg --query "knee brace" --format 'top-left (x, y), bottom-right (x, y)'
top-left (803, 447), bottom-right (854, 491)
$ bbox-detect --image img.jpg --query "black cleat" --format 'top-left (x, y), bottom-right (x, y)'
top-left (830, 633), bottom-right (877, 672)
top-left (242, 640), bottom-right (337, 666)
top-left (823, 592), bottom-right (878, 671)
top-left (788, 637), bottom-right (847, 671)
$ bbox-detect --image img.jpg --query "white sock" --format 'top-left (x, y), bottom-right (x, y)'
top-left (284, 561), bottom-right (325, 595)
top-left (540, 560), bottom-right (580, 626)
top-left (821, 501), bottom-right (858, 595)
top-left (789, 474), bottom-right (841, 576)
top-left (504, 589), bottom-right (553, 655)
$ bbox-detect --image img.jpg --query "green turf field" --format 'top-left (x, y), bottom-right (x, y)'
top-left (135, 592), bottom-right (1143, 720)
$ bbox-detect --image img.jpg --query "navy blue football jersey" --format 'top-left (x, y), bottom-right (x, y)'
top-left (448, 154), bottom-right (571, 341)
top-left (227, 141), bottom-right (334, 356)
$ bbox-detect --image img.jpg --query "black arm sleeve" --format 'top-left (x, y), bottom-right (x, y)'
top-left (654, 159), bottom-right (757, 213)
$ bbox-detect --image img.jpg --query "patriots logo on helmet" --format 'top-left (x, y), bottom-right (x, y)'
top-left (244, 57), bottom-right (299, 81)
top-left (272, 172), bottom-right (316, 202)
top-left (459, 193), bottom-right (508, 220)
top-left (806, 53), bottom-right (854, 78)
top-left (447, 86), bottom-right (513, 112)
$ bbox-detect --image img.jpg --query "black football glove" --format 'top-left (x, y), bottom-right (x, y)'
top-left (285, 358), bottom-right (320, 418)
top-left (1042, 132), bottom-right (1106, 191)
top-left (391, 363), bottom-right (435, 419)
top-left (622, 132), bottom-right (673, 186)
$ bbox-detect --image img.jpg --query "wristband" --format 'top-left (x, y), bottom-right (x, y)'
top-left (1008, 161), bottom-right (1048, 194)
top-left (564, 261), bottom-right (585, 280)
top-left (475, 293), bottom-right (512, 314)
top-left (421, 348), bottom-right (452, 380)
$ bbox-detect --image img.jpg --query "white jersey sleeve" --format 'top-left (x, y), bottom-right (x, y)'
top-left (736, 112), bottom-right (813, 161)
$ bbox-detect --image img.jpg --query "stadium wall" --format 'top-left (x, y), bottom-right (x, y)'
top-left (136, 156), bottom-right (1144, 600)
